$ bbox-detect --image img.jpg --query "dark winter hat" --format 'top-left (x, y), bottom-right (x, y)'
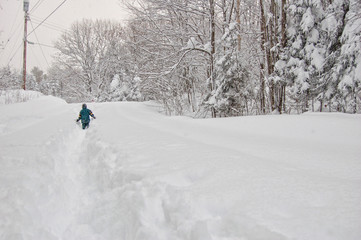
top-left (82, 103), bottom-right (87, 109)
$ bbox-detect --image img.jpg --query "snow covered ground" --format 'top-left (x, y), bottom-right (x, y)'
top-left (1, 93), bottom-right (361, 240)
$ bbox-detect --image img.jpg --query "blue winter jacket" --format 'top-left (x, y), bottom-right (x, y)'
top-left (78, 106), bottom-right (95, 123)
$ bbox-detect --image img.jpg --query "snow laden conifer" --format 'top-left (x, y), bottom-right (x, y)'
top-left (276, 0), bottom-right (360, 113)
top-left (318, 0), bottom-right (350, 112)
top-left (106, 73), bottom-right (142, 102)
top-left (275, 0), bottom-right (326, 113)
top-left (204, 22), bottom-right (252, 117)
top-left (330, 0), bottom-right (361, 113)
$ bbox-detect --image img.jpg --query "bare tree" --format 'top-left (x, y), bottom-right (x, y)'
top-left (124, 0), bottom-right (214, 115)
top-left (54, 19), bottom-right (125, 101)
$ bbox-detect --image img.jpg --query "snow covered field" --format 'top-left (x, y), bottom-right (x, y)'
top-left (1, 93), bottom-right (361, 240)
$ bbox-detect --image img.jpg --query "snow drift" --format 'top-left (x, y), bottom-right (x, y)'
top-left (0, 89), bottom-right (43, 105)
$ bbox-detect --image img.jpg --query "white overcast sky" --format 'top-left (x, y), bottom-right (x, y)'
top-left (0, 0), bottom-right (130, 72)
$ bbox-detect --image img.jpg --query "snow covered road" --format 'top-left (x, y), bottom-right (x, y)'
top-left (1, 95), bottom-right (361, 239)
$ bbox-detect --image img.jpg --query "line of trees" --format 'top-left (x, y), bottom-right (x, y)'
top-left (1, 0), bottom-right (360, 116)
top-left (120, 0), bottom-right (360, 115)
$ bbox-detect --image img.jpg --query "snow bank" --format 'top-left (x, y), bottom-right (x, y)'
top-left (0, 94), bottom-right (67, 136)
top-left (0, 89), bottom-right (43, 105)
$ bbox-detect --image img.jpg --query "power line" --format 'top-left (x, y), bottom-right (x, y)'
top-left (7, 2), bottom-right (22, 40)
top-left (27, 0), bottom-right (69, 37)
top-left (0, 3), bottom-right (22, 55)
top-left (6, 42), bottom-right (23, 67)
top-left (31, 15), bottom-right (67, 28)
top-left (31, 20), bottom-right (65, 33)
top-left (31, 16), bottom-right (69, 33)
top-left (0, 30), bottom-right (22, 66)
top-left (29, 41), bottom-right (57, 49)
top-left (30, 0), bottom-right (47, 13)
top-left (29, 20), bottom-right (50, 68)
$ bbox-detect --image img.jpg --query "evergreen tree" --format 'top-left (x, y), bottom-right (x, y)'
top-left (329, 0), bottom-right (360, 113)
top-left (205, 23), bottom-right (252, 117)
top-left (275, 0), bottom-right (326, 112)
top-left (277, 0), bottom-right (360, 113)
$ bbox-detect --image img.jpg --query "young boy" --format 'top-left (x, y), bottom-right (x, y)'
top-left (76, 103), bottom-right (96, 129)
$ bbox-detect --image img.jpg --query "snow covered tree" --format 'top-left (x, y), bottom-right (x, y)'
top-left (101, 72), bottom-right (141, 102)
top-left (204, 22), bottom-right (254, 117)
top-left (43, 65), bottom-right (68, 99)
top-left (31, 67), bottom-right (44, 85)
top-left (124, 0), bottom-right (213, 115)
top-left (54, 19), bottom-right (126, 101)
top-left (257, 0), bottom-right (291, 114)
top-left (123, 0), bottom-right (360, 115)
top-left (276, 0), bottom-right (360, 113)
top-left (124, 0), bottom-right (268, 116)
top-left (25, 66), bottom-right (46, 92)
top-left (0, 66), bottom-right (22, 90)
top-left (275, 0), bottom-right (325, 112)
top-left (326, 0), bottom-right (360, 113)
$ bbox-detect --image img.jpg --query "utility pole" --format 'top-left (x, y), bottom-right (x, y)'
top-left (22, 0), bottom-right (29, 90)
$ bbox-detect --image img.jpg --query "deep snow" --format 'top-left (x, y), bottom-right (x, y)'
top-left (1, 93), bottom-right (361, 240)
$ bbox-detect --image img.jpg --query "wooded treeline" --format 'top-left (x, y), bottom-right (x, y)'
top-left (1, 0), bottom-right (360, 116)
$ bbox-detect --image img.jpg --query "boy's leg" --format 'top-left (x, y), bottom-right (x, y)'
top-left (82, 122), bottom-right (86, 129)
